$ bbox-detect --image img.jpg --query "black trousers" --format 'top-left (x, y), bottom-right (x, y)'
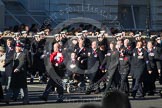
top-left (104, 70), bottom-right (120, 94)
top-left (132, 77), bottom-right (143, 96)
top-left (31, 56), bottom-right (46, 77)
top-left (5, 87), bottom-right (29, 103)
top-left (119, 73), bottom-right (129, 93)
top-left (42, 78), bottom-right (63, 98)
top-left (86, 72), bottom-right (96, 91)
top-left (143, 72), bottom-right (157, 93)
top-left (159, 70), bottom-right (162, 84)
top-left (0, 82), bottom-right (4, 100)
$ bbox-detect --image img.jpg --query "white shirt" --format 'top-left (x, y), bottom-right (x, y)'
top-left (16, 53), bottom-right (21, 59)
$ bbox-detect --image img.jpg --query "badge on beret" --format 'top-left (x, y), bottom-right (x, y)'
top-left (124, 57), bottom-right (128, 61)
top-left (138, 52), bottom-right (143, 56)
top-left (146, 61), bottom-right (149, 64)
top-left (94, 54), bottom-right (97, 58)
top-left (119, 58), bottom-right (123, 61)
top-left (149, 53), bottom-right (154, 56)
top-left (107, 53), bottom-right (111, 56)
top-left (138, 56), bottom-right (144, 59)
top-left (88, 52), bottom-right (91, 56)
top-left (113, 51), bottom-right (116, 55)
top-left (70, 64), bottom-right (76, 69)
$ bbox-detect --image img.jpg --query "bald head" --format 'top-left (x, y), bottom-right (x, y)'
top-left (124, 39), bottom-right (130, 47)
top-left (91, 41), bottom-right (97, 49)
top-left (53, 43), bottom-right (60, 52)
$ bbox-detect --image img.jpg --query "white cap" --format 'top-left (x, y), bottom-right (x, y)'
top-left (60, 31), bottom-right (66, 34)
top-left (82, 30), bottom-right (88, 33)
top-left (0, 31), bottom-right (2, 35)
top-left (150, 35), bottom-right (157, 38)
top-left (115, 33), bottom-right (122, 37)
top-left (134, 34), bottom-right (140, 37)
top-left (100, 30), bottom-right (105, 34)
top-left (14, 32), bottom-right (20, 36)
top-left (34, 34), bottom-right (39, 37)
top-left (37, 31), bottom-right (45, 35)
top-left (4, 30), bottom-right (10, 34)
top-left (21, 31), bottom-right (27, 34)
top-left (70, 36), bottom-right (78, 40)
top-left (77, 33), bottom-right (83, 36)
top-left (98, 33), bottom-right (103, 37)
top-left (54, 34), bottom-right (59, 37)
top-left (156, 37), bottom-right (161, 40)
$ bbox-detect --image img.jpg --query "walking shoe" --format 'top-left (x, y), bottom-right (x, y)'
top-left (147, 92), bottom-right (154, 96)
top-left (5, 100), bottom-right (9, 105)
top-left (138, 94), bottom-right (144, 98)
top-left (39, 96), bottom-right (47, 101)
top-left (0, 99), bottom-right (3, 102)
top-left (131, 91), bottom-right (136, 99)
top-left (101, 86), bottom-right (106, 92)
top-left (11, 97), bottom-right (17, 102)
top-left (85, 90), bottom-right (91, 95)
top-left (56, 98), bottom-right (63, 103)
top-left (56, 95), bottom-right (64, 103)
top-left (23, 101), bottom-right (29, 105)
top-left (30, 78), bottom-right (34, 83)
top-left (160, 90), bottom-right (162, 98)
top-left (94, 89), bottom-right (101, 94)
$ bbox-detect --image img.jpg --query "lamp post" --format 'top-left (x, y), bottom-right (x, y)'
top-left (146, 0), bottom-right (151, 37)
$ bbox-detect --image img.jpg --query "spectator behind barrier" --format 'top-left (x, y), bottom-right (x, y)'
top-left (102, 90), bottom-right (131, 108)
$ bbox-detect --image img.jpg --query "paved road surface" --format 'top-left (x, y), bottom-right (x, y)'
top-left (0, 82), bottom-right (162, 108)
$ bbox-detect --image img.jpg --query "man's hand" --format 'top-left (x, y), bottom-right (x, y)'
top-left (14, 68), bottom-right (19, 73)
top-left (41, 55), bottom-right (46, 59)
top-left (102, 70), bottom-right (107, 73)
top-left (55, 63), bottom-right (58, 67)
top-left (148, 71), bottom-right (152, 74)
top-left (81, 60), bottom-right (84, 64)
top-left (158, 69), bottom-right (161, 76)
top-left (77, 57), bottom-right (80, 61)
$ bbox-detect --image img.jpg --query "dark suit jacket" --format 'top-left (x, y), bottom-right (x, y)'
top-left (5, 46), bottom-right (15, 77)
top-left (147, 48), bottom-right (161, 71)
top-left (130, 48), bottom-right (151, 79)
top-left (10, 52), bottom-right (27, 89)
top-left (75, 47), bottom-right (88, 70)
top-left (87, 48), bottom-right (99, 73)
top-left (101, 50), bottom-right (119, 77)
top-left (98, 49), bottom-right (107, 65)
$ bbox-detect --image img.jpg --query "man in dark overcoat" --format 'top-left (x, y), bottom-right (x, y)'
top-left (4, 39), bottom-right (15, 90)
top-left (101, 42), bottom-right (120, 94)
top-left (130, 41), bottom-right (151, 98)
top-left (86, 41), bottom-right (100, 94)
top-left (143, 41), bottom-right (161, 95)
top-left (5, 43), bottom-right (29, 104)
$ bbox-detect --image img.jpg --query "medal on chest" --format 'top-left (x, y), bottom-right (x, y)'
top-left (137, 49), bottom-right (143, 59)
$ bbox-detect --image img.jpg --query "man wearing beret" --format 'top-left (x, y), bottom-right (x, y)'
top-left (5, 43), bottom-right (29, 104)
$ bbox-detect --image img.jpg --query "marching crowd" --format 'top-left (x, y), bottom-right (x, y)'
top-left (0, 27), bottom-right (162, 105)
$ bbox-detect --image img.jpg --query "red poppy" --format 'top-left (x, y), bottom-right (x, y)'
top-left (127, 46), bottom-right (131, 50)
top-left (83, 48), bottom-right (86, 51)
top-left (124, 57), bottom-right (128, 61)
